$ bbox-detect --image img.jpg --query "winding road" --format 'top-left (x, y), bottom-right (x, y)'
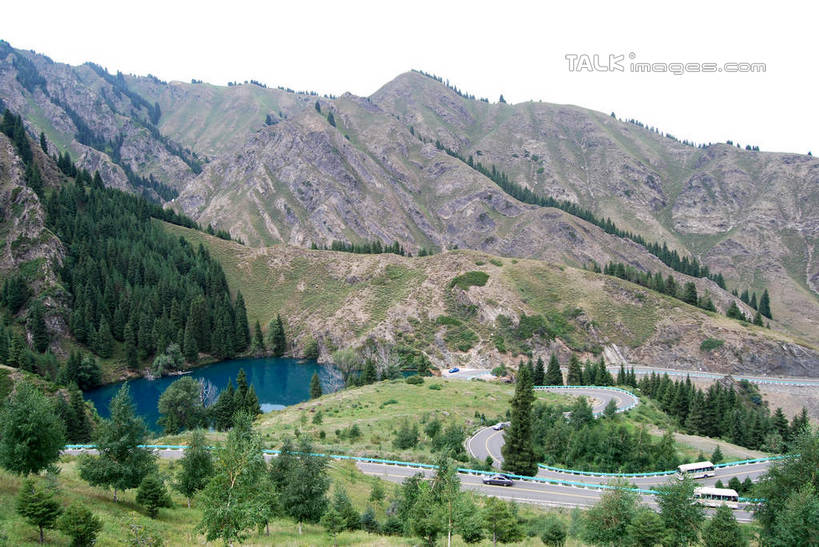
top-left (465, 386), bottom-right (772, 501)
top-left (62, 386), bottom-right (770, 522)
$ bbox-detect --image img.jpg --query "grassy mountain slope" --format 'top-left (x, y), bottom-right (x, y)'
top-left (371, 71), bottom-right (819, 346)
top-left (162, 222), bottom-right (819, 377)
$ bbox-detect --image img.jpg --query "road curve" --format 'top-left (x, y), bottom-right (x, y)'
top-left (62, 445), bottom-right (759, 521)
top-left (354, 461), bottom-right (755, 523)
top-left (467, 386), bottom-right (639, 468)
top-left (465, 385), bottom-right (772, 489)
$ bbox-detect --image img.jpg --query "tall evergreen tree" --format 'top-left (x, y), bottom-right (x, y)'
top-left (0, 382), bottom-right (65, 475)
top-left (252, 320), bottom-right (264, 352)
top-left (758, 289), bottom-right (772, 319)
top-left (233, 291), bottom-right (250, 352)
top-left (566, 354), bottom-right (582, 385)
top-left (67, 384), bottom-right (93, 443)
top-left (136, 474), bottom-right (172, 518)
top-left (78, 384), bottom-right (156, 501)
top-left (502, 365), bottom-right (537, 476)
top-left (16, 478), bottom-right (63, 544)
top-left (310, 372), bottom-right (323, 399)
top-left (533, 357), bottom-right (545, 385)
top-left (27, 301), bottom-right (49, 353)
top-left (211, 380), bottom-right (237, 431)
top-left (545, 353), bottom-right (563, 385)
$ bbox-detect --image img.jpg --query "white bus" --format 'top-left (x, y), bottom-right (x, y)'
top-left (676, 461), bottom-right (715, 480)
top-left (694, 487), bottom-right (739, 509)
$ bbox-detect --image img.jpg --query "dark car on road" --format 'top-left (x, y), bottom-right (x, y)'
top-left (482, 474), bottom-right (514, 486)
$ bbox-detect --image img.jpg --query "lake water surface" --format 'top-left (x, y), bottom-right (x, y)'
top-left (84, 357), bottom-right (337, 432)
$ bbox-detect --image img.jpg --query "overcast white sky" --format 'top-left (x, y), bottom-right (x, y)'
top-left (3, 1), bottom-right (817, 154)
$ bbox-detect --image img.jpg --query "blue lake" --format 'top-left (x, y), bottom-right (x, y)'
top-left (84, 357), bottom-right (338, 432)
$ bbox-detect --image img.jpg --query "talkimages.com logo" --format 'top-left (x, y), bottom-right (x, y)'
top-left (565, 53), bottom-right (766, 75)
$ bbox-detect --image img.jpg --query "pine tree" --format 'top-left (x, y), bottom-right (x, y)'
top-left (545, 353), bottom-right (563, 385)
top-left (78, 384), bottom-right (156, 501)
top-left (252, 320), bottom-right (264, 352)
top-left (310, 373), bottom-right (323, 399)
top-left (758, 289), bottom-right (772, 319)
top-left (752, 311), bottom-right (764, 326)
top-left (183, 318), bottom-right (198, 364)
top-left (0, 382), bottom-right (65, 475)
top-left (233, 292), bottom-right (250, 352)
top-left (749, 293), bottom-right (758, 310)
top-left (212, 381), bottom-right (237, 431)
top-left (124, 322), bottom-right (139, 369)
top-left (566, 354), bottom-right (582, 385)
top-left (268, 314), bottom-right (286, 356)
top-left (39, 131), bottom-right (47, 154)
top-left (95, 316), bottom-right (114, 358)
top-left (56, 503), bottom-right (103, 547)
top-left (28, 301), bottom-right (49, 353)
top-left (703, 504), bottom-right (746, 547)
top-left (711, 444), bottom-right (723, 464)
top-left (502, 365), bottom-right (537, 476)
top-left (136, 474), bottom-right (172, 518)
top-left (682, 282), bottom-right (698, 305)
top-left (533, 357), bottom-right (545, 385)
top-left (16, 478), bottom-right (63, 544)
top-left (361, 359), bottom-right (377, 385)
top-left (726, 301), bottom-right (744, 320)
top-left (68, 385), bottom-right (92, 443)
top-left (246, 384), bottom-right (262, 416)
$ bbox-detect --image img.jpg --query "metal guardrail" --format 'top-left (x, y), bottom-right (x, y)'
top-left (538, 455), bottom-right (790, 478)
top-left (533, 385), bottom-right (640, 415)
top-left (63, 444), bottom-right (773, 503)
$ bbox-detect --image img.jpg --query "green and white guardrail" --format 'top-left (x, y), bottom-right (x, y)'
top-left (63, 444), bottom-right (780, 503)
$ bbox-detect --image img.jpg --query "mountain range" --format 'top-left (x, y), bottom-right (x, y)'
top-left (0, 40), bottom-right (817, 374)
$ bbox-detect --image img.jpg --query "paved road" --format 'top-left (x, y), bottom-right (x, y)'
top-left (354, 461), bottom-right (756, 523)
top-left (468, 386), bottom-right (639, 467)
top-left (602, 365), bottom-right (819, 386)
top-left (64, 442), bottom-right (760, 521)
top-left (465, 386), bottom-right (772, 489)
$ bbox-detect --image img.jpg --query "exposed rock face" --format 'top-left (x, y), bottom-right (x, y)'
top-left (1, 43), bottom-right (816, 352)
top-left (164, 229), bottom-right (819, 377)
top-left (0, 133), bottom-right (68, 352)
top-left (0, 43), bottom-right (195, 193)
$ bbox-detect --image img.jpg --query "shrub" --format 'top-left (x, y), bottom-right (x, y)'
top-left (435, 315), bottom-right (461, 327)
top-left (405, 375), bottom-right (424, 385)
top-left (428, 384), bottom-right (442, 391)
top-left (489, 258), bottom-right (503, 267)
top-left (700, 338), bottom-right (725, 352)
top-left (450, 271), bottom-right (489, 290)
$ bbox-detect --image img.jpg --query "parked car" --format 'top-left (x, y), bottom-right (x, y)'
top-left (492, 422), bottom-right (510, 431)
top-left (482, 474), bottom-right (514, 486)
top-left (448, 367), bottom-right (460, 374)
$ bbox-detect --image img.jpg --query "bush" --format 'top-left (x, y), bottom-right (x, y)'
top-left (393, 421), bottom-right (419, 449)
top-left (489, 258), bottom-right (503, 267)
top-left (435, 315), bottom-right (461, 326)
top-left (405, 375), bottom-right (424, 385)
top-left (57, 503), bottom-right (102, 547)
top-left (450, 271), bottom-right (489, 290)
top-left (382, 516), bottom-right (404, 535)
top-left (700, 338), bottom-right (725, 352)
top-left (492, 364), bottom-right (507, 377)
top-left (428, 384), bottom-right (442, 391)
